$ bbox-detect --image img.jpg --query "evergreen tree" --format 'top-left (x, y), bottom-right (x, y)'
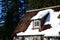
top-left (0, 0), bottom-right (27, 40)
top-left (28, 0), bottom-right (60, 10)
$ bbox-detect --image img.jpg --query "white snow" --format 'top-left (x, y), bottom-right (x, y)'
top-left (31, 9), bottom-right (54, 20)
top-left (43, 25), bottom-right (60, 36)
top-left (17, 9), bottom-right (60, 36)
top-left (50, 11), bottom-right (60, 27)
top-left (43, 11), bottom-right (60, 36)
top-left (17, 22), bottom-right (44, 36)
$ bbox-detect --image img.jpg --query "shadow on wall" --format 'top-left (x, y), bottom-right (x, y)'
top-left (45, 12), bottom-right (50, 22)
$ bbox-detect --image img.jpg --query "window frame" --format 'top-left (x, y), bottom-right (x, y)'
top-left (33, 20), bottom-right (41, 28)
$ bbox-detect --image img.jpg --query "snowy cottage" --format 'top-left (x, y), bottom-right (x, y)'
top-left (13, 5), bottom-right (60, 40)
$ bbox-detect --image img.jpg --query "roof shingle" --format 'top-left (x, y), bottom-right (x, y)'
top-left (12, 11), bottom-right (38, 36)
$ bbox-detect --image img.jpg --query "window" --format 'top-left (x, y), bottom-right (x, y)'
top-left (34, 20), bottom-right (40, 28)
top-left (35, 21), bottom-right (39, 26)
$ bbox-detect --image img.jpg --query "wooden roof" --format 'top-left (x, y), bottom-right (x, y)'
top-left (12, 5), bottom-right (60, 36)
top-left (12, 11), bottom-right (38, 36)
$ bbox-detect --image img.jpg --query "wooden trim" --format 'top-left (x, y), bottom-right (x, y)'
top-left (32, 27), bottom-right (40, 29)
top-left (32, 20), bottom-right (41, 29)
top-left (58, 14), bottom-right (60, 18)
top-left (42, 24), bottom-right (52, 31)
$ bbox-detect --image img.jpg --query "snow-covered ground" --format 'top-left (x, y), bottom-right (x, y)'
top-left (17, 9), bottom-right (60, 36)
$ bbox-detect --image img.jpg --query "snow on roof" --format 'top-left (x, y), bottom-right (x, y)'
top-left (17, 9), bottom-right (60, 36)
top-left (44, 11), bottom-right (60, 25)
top-left (42, 11), bottom-right (60, 36)
top-left (17, 22), bottom-right (44, 36)
top-left (50, 11), bottom-right (60, 27)
top-left (43, 25), bottom-right (60, 36)
top-left (31, 9), bottom-right (54, 20)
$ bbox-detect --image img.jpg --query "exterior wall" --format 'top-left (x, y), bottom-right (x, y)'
top-left (13, 35), bottom-right (44, 40)
top-left (43, 36), bottom-right (60, 40)
top-left (13, 34), bottom-right (44, 40)
top-left (13, 36), bottom-right (60, 40)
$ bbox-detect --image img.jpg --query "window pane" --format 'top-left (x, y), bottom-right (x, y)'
top-left (35, 21), bottom-right (39, 26)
